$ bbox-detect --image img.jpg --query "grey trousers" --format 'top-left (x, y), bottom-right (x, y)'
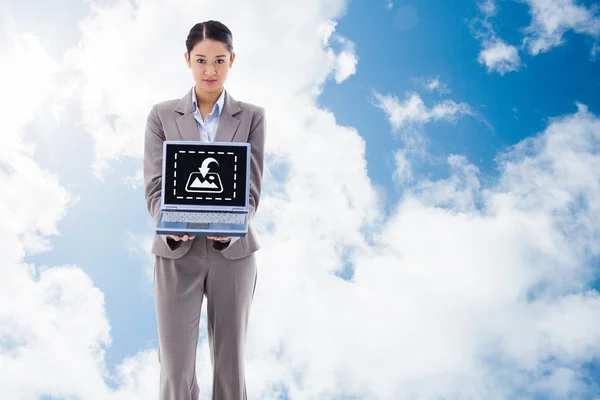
top-left (153, 237), bottom-right (258, 400)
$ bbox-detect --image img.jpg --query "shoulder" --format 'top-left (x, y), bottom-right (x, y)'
top-left (153, 99), bottom-right (180, 113)
top-left (237, 100), bottom-right (266, 118)
top-left (147, 99), bottom-right (183, 124)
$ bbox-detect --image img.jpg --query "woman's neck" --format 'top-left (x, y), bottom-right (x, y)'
top-left (195, 86), bottom-right (224, 108)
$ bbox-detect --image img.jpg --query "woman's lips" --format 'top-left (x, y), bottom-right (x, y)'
top-left (203, 79), bottom-right (217, 84)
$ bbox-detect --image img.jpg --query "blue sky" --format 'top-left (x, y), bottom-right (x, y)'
top-left (3, 0), bottom-right (600, 399)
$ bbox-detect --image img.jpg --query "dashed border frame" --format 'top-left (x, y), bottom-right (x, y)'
top-left (173, 150), bottom-right (237, 200)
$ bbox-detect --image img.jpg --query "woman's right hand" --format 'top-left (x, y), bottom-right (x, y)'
top-left (167, 234), bottom-right (196, 241)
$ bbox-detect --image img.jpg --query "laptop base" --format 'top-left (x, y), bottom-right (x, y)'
top-left (156, 221), bottom-right (247, 237)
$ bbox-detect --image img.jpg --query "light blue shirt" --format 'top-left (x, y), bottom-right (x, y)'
top-left (192, 86), bottom-right (225, 142)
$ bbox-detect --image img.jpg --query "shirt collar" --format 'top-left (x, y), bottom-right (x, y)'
top-left (192, 86), bottom-right (226, 117)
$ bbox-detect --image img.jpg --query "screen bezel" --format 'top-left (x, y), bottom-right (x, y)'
top-left (160, 140), bottom-right (250, 212)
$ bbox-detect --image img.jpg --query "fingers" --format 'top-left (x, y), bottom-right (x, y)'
top-left (167, 235), bottom-right (196, 241)
top-left (167, 235), bottom-right (230, 242)
top-left (207, 236), bottom-right (231, 242)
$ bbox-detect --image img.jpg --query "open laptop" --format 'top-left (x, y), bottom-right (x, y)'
top-left (155, 140), bottom-right (251, 237)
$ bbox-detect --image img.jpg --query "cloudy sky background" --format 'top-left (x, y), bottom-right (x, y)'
top-left (2, 0), bottom-right (600, 398)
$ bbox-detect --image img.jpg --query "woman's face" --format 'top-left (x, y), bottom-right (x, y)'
top-left (185, 39), bottom-right (235, 95)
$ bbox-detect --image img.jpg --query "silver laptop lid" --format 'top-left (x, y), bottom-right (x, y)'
top-left (161, 140), bottom-right (251, 212)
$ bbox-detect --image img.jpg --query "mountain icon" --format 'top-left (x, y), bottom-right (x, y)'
top-left (190, 177), bottom-right (218, 189)
top-left (185, 171), bottom-right (223, 193)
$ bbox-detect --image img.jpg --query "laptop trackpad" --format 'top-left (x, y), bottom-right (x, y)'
top-left (186, 222), bottom-right (209, 229)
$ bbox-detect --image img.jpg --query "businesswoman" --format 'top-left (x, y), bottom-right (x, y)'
top-left (143, 20), bottom-right (266, 400)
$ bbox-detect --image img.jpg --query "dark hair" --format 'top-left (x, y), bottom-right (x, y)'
top-left (186, 20), bottom-right (234, 59)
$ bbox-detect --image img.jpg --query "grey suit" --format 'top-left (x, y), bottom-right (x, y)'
top-left (143, 87), bottom-right (265, 399)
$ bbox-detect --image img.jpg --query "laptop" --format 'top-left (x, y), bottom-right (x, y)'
top-left (155, 140), bottom-right (251, 237)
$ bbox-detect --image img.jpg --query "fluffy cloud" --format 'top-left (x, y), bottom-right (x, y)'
top-left (412, 76), bottom-right (452, 95)
top-left (0, 11), bottom-right (114, 400)
top-left (369, 102), bottom-right (600, 398)
top-left (372, 90), bottom-right (474, 180)
top-left (332, 38), bottom-right (358, 83)
top-left (425, 76), bottom-right (450, 94)
top-left (471, 0), bottom-right (522, 75)
top-left (320, 22), bottom-right (359, 83)
top-left (521, 0), bottom-right (600, 56)
top-left (472, 0), bottom-right (599, 74)
top-left (373, 91), bottom-right (472, 133)
top-left (478, 38), bottom-right (521, 75)
top-left (393, 149), bottom-right (413, 184)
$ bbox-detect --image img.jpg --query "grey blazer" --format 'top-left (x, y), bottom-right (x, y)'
top-left (143, 87), bottom-right (266, 260)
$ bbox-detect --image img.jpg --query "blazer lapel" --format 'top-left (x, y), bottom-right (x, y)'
top-left (174, 87), bottom-right (200, 141)
top-left (174, 87), bottom-right (242, 143)
top-left (214, 90), bottom-right (241, 142)
top-left (175, 113), bottom-right (200, 141)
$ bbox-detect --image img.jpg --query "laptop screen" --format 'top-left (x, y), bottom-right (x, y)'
top-left (162, 142), bottom-right (249, 208)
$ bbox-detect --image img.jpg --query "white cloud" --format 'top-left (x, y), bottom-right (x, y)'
top-left (108, 350), bottom-right (160, 399)
top-left (372, 91), bottom-right (474, 178)
top-left (478, 0), bottom-right (497, 15)
top-left (472, 0), bottom-right (599, 73)
top-left (478, 38), bottom-right (521, 75)
top-left (471, 1), bottom-right (522, 75)
top-left (3, 1), bottom-right (600, 399)
top-left (410, 154), bottom-right (482, 212)
top-left (365, 103), bottom-right (600, 398)
top-left (317, 20), bottom-right (358, 83)
top-left (425, 76), bottom-right (450, 94)
top-left (329, 34), bottom-right (359, 83)
top-left (521, 0), bottom-right (600, 56)
top-left (412, 75), bottom-right (452, 95)
top-left (62, 0), bottom-right (356, 179)
top-left (125, 231), bottom-right (155, 285)
top-left (317, 27), bottom-right (358, 83)
top-left (393, 149), bottom-right (413, 184)
top-left (0, 11), bottom-right (115, 399)
top-left (0, 10), bottom-right (62, 167)
top-left (374, 91), bottom-right (472, 132)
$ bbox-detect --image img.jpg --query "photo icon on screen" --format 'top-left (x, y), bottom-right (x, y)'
top-left (185, 171), bottom-right (224, 193)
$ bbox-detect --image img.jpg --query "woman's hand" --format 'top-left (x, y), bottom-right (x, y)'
top-left (167, 234), bottom-right (196, 241)
top-left (208, 236), bottom-right (231, 242)
top-left (167, 235), bottom-right (231, 242)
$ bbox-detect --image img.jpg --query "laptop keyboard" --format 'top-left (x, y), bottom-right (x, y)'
top-left (162, 211), bottom-right (246, 224)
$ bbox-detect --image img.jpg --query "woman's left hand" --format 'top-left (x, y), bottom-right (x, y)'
top-left (208, 236), bottom-right (231, 242)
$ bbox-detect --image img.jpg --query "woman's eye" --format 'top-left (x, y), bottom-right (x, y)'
top-left (196, 59), bottom-right (223, 64)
